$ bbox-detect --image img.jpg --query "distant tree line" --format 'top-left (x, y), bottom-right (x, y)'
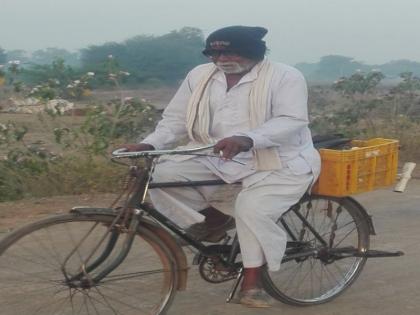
top-left (80, 27), bottom-right (206, 86)
top-left (2, 28), bottom-right (420, 87)
top-left (0, 27), bottom-right (207, 87)
top-left (0, 47), bottom-right (6, 64)
top-left (296, 55), bottom-right (420, 83)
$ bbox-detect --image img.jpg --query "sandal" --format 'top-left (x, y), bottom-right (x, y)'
top-left (185, 216), bottom-right (235, 243)
top-left (238, 288), bottom-right (272, 308)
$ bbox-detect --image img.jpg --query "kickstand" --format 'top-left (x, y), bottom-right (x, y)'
top-left (226, 267), bottom-right (243, 303)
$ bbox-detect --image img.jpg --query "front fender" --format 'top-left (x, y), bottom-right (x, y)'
top-left (70, 207), bottom-right (189, 290)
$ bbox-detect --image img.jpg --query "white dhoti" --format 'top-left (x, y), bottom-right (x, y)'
top-left (148, 158), bottom-right (313, 271)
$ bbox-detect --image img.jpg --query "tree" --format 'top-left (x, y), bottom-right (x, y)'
top-left (389, 72), bottom-right (420, 118)
top-left (331, 70), bottom-right (385, 135)
top-left (80, 27), bottom-right (207, 85)
top-left (313, 55), bottom-right (367, 81)
top-left (334, 71), bottom-right (385, 95)
top-left (0, 47), bottom-right (6, 64)
top-left (20, 58), bottom-right (77, 89)
top-left (5, 49), bottom-right (30, 64)
top-left (380, 60), bottom-right (420, 77)
top-left (31, 48), bottom-right (80, 67)
top-left (80, 42), bottom-right (125, 68)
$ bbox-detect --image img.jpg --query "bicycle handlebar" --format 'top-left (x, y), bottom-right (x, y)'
top-left (111, 144), bottom-right (215, 158)
top-left (111, 144), bottom-right (246, 165)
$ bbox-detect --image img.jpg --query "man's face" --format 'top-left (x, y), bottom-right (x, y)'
top-left (205, 50), bottom-right (256, 74)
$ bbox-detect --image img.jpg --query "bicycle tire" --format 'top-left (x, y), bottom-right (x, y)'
top-left (262, 195), bottom-right (370, 306)
top-left (0, 213), bottom-right (178, 315)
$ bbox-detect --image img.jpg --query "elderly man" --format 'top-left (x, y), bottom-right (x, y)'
top-left (121, 25), bottom-right (320, 308)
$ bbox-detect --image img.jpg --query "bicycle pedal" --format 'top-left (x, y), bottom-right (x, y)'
top-left (356, 250), bottom-right (404, 258)
top-left (221, 234), bottom-right (232, 245)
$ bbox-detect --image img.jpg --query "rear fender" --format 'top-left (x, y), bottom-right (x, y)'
top-left (342, 197), bottom-right (376, 235)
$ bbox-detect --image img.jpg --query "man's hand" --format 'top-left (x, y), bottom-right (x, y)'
top-left (117, 143), bottom-right (155, 152)
top-left (213, 136), bottom-right (253, 160)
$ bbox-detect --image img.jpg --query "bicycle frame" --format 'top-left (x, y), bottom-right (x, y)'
top-left (66, 157), bottom-right (241, 285)
top-left (67, 150), bottom-right (403, 293)
top-left (0, 143), bottom-right (409, 314)
top-left (67, 157), bottom-right (315, 285)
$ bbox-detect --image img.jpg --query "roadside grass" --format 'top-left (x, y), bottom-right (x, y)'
top-left (21, 155), bottom-right (127, 198)
top-left (0, 97), bottom-right (158, 202)
top-left (1, 80), bottom-right (419, 202)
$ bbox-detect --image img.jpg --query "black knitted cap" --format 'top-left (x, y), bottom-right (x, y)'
top-left (203, 25), bottom-right (268, 60)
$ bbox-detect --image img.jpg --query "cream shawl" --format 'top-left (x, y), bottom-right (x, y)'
top-left (185, 59), bottom-right (282, 171)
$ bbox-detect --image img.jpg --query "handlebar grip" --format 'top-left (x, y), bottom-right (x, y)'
top-left (111, 148), bottom-right (157, 158)
top-left (111, 148), bottom-right (129, 156)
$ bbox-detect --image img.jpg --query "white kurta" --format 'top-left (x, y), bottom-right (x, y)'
top-left (149, 159), bottom-right (314, 271)
top-left (142, 60), bottom-right (321, 271)
top-left (142, 61), bottom-right (320, 183)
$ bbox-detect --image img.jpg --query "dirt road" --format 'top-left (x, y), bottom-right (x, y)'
top-left (0, 180), bottom-right (419, 315)
top-left (172, 180), bottom-right (420, 315)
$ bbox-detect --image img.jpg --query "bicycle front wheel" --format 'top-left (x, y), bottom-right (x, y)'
top-left (262, 195), bottom-right (370, 306)
top-left (0, 213), bottom-right (178, 315)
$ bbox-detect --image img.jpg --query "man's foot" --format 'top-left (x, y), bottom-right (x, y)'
top-left (238, 288), bottom-right (272, 308)
top-left (185, 216), bottom-right (235, 243)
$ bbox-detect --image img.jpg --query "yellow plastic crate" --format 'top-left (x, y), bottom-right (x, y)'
top-left (312, 138), bottom-right (399, 197)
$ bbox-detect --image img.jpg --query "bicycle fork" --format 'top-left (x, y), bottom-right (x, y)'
top-left (63, 209), bottom-right (142, 287)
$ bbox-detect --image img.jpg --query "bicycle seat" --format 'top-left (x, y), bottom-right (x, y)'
top-left (312, 134), bottom-right (351, 150)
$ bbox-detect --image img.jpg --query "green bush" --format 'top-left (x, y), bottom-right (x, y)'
top-left (0, 94), bottom-right (159, 201)
top-left (309, 71), bottom-right (420, 160)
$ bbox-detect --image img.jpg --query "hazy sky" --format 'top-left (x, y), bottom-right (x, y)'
top-left (1, 0), bottom-right (419, 65)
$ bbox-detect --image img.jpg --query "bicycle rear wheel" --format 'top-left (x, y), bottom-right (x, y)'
top-left (0, 213), bottom-right (178, 315)
top-left (262, 195), bottom-right (370, 305)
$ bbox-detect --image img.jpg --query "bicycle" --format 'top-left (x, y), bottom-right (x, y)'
top-left (0, 143), bottom-right (404, 315)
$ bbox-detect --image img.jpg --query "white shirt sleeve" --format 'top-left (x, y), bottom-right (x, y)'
top-left (237, 69), bottom-right (309, 150)
top-left (141, 74), bottom-right (193, 149)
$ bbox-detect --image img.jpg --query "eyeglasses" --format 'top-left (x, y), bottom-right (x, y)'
top-left (204, 50), bottom-right (240, 59)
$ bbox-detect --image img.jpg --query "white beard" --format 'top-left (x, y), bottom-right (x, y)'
top-left (215, 61), bottom-right (254, 74)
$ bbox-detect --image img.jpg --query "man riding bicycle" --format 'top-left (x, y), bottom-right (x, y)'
top-left (120, 25), bottom-right (321, 308)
